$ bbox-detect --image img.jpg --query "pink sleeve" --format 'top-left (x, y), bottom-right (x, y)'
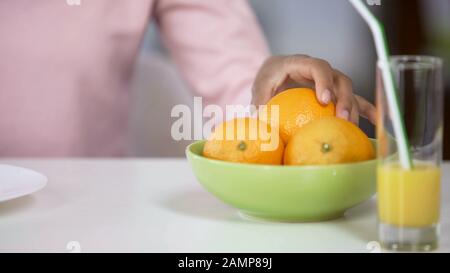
top-left (154, 0), bottom-right (270, 108)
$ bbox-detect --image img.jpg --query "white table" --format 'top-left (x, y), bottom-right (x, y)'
top-left (0, 159), bottom-right (449, 253)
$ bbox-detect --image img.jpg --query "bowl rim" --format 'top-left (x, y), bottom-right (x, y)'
top-left (186, 140), bottom-right (378, 170)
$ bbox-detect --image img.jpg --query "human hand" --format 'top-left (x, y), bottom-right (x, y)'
top-left (252, 55), bottom-right (376, 125)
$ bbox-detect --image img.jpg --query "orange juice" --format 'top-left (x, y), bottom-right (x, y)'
top-left (377, 163), bottom-right (441, 227)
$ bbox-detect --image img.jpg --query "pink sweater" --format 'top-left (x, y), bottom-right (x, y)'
top-left (0, 0), bottom-right (269, 157)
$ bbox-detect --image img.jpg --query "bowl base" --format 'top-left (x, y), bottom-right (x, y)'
top-left (238, 210), bottom-right (345, 223)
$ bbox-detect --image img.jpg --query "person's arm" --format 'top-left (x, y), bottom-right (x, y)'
top-left (154, 0), bottom-right (269, 108)
top-left (154, 0), bottom-right (375, 125)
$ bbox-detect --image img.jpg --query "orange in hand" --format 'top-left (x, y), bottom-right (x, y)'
top-left (260, 88), bottom-right (335, 143)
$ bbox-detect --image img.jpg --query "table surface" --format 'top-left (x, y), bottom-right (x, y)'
top-left (0, 159), bottom-right (448, 253)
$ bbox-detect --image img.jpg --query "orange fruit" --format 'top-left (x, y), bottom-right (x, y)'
top-left (203, 118), bottom-right (284, 165)
top-left (260, 88), bottom-right (335, 143)
top-left (284, 117), bottom-right (375, 166)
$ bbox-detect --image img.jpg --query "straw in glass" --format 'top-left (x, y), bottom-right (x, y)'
top-left (348, 0), bottom-right (413, 169)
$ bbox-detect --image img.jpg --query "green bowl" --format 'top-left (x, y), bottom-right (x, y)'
top-left (186, 140), bottom-right (377, 222)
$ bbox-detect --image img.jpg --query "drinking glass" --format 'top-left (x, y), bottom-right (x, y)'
top-left (376, 55), bottom-right (444, 251)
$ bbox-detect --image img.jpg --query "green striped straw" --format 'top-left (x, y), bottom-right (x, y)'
top-left (349, 0), bottom-right (413, 169)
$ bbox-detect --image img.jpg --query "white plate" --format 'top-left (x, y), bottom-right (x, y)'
top-left (0, 164), bottom-right (48, 202)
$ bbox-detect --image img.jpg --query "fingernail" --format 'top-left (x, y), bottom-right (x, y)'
top-left (321, 90), bottom-right (331, 104)
top-left (340, 110), bottom-right (350, 120)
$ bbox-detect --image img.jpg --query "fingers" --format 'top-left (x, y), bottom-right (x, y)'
top-left (251, 56), bottom-right (290, 106)
top-left (333, 70), bottom-right (376, 125)
top-left (355, 95), bottom-right (377, 125)
top-left (350, 96), bottom-right (360, 126)
top-left (333, 70), bottom-right (354, 122)
top-left (252, 55), bottom-right (376, 125)
top-left (251, 84), bottom-right (273, 107)
top-left (284, 56), bottom-right (335, 105)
